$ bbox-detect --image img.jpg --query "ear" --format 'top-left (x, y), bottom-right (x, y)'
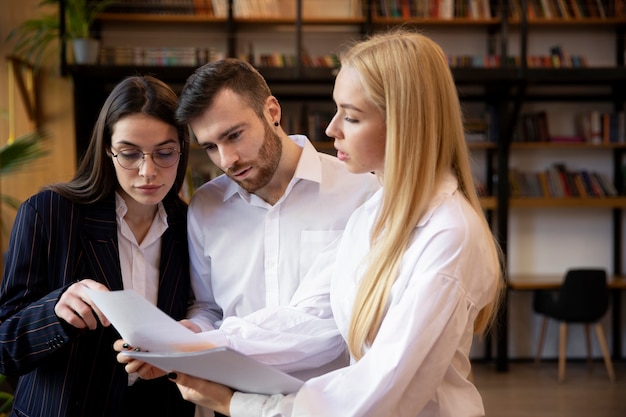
top-left (265, 95), bottom-right (281, 125)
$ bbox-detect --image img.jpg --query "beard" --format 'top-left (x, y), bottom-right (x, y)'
top-left (227, 121), bottom-right (282, 193)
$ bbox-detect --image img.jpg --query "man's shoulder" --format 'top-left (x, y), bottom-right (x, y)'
top-left (189, 174), bottom-right (232, 207)
top-left (195, 174), bottom-right (229, 194)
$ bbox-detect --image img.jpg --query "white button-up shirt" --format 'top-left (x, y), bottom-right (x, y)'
top-left (187, 135), bottom-right (380, 331)
top-left (221, 173), bottom-right (499, 417)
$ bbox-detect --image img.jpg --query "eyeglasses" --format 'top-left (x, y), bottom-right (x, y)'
top-left (111, 147), bottom-right (181, 170)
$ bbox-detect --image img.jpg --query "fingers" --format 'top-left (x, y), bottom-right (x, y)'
top-left (114, 341), bottom-right (166, 380)
top-left (54, 280), bottom-right (110, 330)
top-left (77, 279), bottom-right (111, 326)
top-left (168, 372), bottom-right (234, 413)
top-left (179, 319), bottom-right (202, 333)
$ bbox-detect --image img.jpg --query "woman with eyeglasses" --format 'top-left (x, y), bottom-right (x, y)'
top-left (0, 75), bottom-right (195, 417)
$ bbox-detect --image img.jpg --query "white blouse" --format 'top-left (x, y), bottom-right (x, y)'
top-left (209, 173), bottom-right (498, 417)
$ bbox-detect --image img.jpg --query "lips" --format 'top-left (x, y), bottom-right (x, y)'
top-left (336, 149), bottom-right (348, 162)
top-left (137, 185), bottom-right (162, 194)
top-left (231, 166), bottom-right (252, 179)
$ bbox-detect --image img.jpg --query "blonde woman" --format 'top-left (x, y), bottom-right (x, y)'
top-left (156, 30), bottom-right (502, 417)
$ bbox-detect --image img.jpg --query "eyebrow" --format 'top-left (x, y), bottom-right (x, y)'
top-left (195, 121), bottom-right (249, 147)
top-left (218, 122), bottom-right (247, 139)
top-left (114, 138), bottom-right (178, 148)
top-left (338, 103), bottom-right (365, 113)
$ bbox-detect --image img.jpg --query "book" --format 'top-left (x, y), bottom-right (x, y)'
top-left (85, 289), bottom-right (304, 394)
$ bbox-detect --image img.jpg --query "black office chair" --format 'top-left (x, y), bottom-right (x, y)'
top-left (533, 268), bottom-right (615, 382)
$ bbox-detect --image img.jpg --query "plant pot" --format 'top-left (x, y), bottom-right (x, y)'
top-left (72, 38), bottom-right (100, 65)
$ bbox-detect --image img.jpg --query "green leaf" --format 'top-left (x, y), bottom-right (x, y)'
top-left (0, 132), bottom-right (48, 175)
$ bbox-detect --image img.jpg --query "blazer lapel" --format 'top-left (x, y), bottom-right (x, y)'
top-left (80, 198), bottom-right (123, 291)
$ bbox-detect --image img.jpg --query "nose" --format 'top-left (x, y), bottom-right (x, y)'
top-left (325, 113), bottom-right (341, 140)
top-left (217, 145), bottom-right (239, 171)
top-left (138, 154), bottom-right (157, 178)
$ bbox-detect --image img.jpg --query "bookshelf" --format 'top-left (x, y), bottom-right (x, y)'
top-left (60, 0), bottom-right (626, 371)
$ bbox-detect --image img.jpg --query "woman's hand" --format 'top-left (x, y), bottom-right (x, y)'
top-left (113, 339), bottom-right (167, 380)
top-left (168, 372), bottom-right (234, 416)
top-left (113, 319), bottom-right (209, 379)
top-left (54, 279), bottom-right (110, 330)
top-left (179, 318), bottom-right (202, 333)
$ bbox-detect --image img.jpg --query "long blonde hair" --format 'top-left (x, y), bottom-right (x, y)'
top-left (344, 29), bottom-right (503, 360)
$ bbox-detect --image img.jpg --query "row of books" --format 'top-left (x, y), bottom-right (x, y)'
top-left (90, 46), bottom-right (591, 70)
top-left (576, 110), bottom-right (626, 144)
top-left (509, 165), bottom-right (619, 198)
top-left (104, 0), bottom-right (624, 19)
top-left (229, 0), bottom-right (282, 18)
top-left (107, 0), bottom-right (204, 15)
top-left (252, 53), bottom-right (340, 68)
top-left (243, 53), bottom-right (339, 68)
top-left (543, 45), bottom-right (588, 68)
top-left (448, 53), bottom-right (589, 68)
top-left (98, 47), bottom-right (225, 66)
top-left (106, 0), bottom-right (279, 17)
top-left (97, 46), bottom-right (341, 69)
top-left (107, 0), bottom-right (362, 18)
top-left (514, 111), bottom-right (551, 142)
top-left (464, 117), bottom-right (492, 142)
top-left (448, 54), bottom-right (504, 68)
top-left (375, 0), bottom-right (493, 19)
top-left (511, 110), bottom-right (626, 144)
top-left (508, 0), bottom-right (625, 19)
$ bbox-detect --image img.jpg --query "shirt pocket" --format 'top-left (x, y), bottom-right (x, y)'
top-left (299, 230), bottom-right (343, 280)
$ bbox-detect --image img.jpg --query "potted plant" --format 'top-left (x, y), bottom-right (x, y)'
top-left (7, 0), bottom-right (117, 68)
top-left (0, 374), bottom-right (13, 416)
top-left (0, 132), bottom-right (48, 236)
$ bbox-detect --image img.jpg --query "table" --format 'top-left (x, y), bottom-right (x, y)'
top-left (508, 274), bottom-right (626, 361)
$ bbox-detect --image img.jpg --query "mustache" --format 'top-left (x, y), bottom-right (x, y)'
top-left (226, 162), bottom-right (247, 176)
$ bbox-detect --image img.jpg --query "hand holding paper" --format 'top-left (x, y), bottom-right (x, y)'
top-left (85, 288), bottom-right (213, 352)
top-left (86, 289), bottom-right (304, 394)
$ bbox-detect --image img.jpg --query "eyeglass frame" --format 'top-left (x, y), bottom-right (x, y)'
top-left (110, 147), bottom-right (182, 170)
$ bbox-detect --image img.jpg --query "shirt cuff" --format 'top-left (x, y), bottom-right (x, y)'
top-left (230, 392), bottom-right (267, 417)
top-left (195, 330), bottom-right (230, 348)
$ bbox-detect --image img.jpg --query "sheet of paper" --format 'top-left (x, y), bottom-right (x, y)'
top-left (86, 288), bottom-right (304, 395)
top-left (125, 347), bottom-right (304, 395)
top-left (85, 288), bottom-right (211, 352)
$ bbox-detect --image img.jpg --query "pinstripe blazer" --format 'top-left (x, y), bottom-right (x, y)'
top-left (0, 190), bottom-right (195, 417)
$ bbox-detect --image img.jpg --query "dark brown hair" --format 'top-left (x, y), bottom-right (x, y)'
top-left (176, 58), bottom-right (272, 125)
top-left (47, 75), bottom-right (189, 203)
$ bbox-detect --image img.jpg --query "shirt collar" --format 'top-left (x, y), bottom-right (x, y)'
top-left (115, 191), bottom-right (168, 228)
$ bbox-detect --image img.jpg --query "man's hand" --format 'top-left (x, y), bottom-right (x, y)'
top-left (55, 280), bottom-right (110, 330)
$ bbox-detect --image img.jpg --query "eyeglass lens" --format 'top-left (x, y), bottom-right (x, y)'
top-left (113, 148), bottom-right (180, 169)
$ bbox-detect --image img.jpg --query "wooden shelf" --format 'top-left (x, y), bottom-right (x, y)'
top-left (96, 14), bottom-right (365, 25)
top-left (97, 12), bottom-right (227, 23)
top-left (480, 197), bottom-right (498, 210)
top-left (370, 17), bottom-right (501, 26)
top-left (510, 197), bottom-right (626, 208)
top-left (468, 141), bottom-right (497, 150)
top-left (508, 17), bottom-right (626, 27)
top-left (508, 273), bottom-right (626, 290)
top-left (511, 142), bottom-right (626, 150)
